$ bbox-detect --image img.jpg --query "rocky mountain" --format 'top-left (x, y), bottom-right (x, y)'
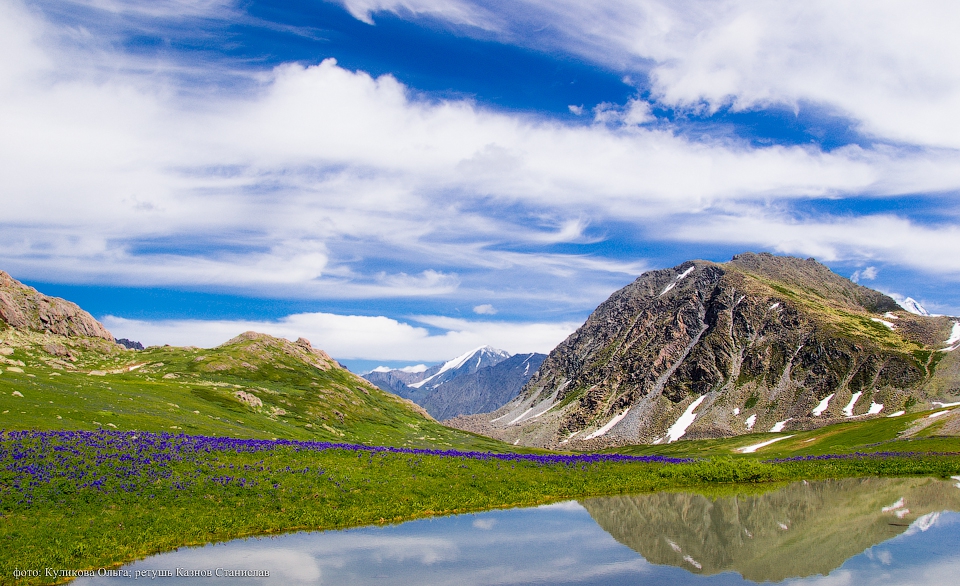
top-left (363, 364), bottom-right (432, 395)
top-left (449, 253), bottom-right (960, 448)
top-left (0, 270), bottom-right (114, 341)
top-left (363, 346), bottom-right (546, 419)
top-left (419, 353), bottom-right (547, 420)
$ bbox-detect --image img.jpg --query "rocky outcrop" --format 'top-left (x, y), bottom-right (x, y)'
top-left (208, 331), bottom-right (336, 373)
top-left (0, 271), bottom-right (114, 341)
top-left (452, 253), bottom-right (960, 448)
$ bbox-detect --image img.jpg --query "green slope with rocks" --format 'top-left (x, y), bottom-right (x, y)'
top-left (0, 271), bottom-right (512, 451)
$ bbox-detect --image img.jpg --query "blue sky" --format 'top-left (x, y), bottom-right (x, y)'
top-left (4, 1), bottom-right (960, 372)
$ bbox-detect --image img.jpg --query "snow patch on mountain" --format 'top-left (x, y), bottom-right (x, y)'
top-left (944, 322), bottom-right (960, 349)
top-left (659, 266), bottom-right (695, 297)
top-left (843, 391), bottom-right (863, 417)
top-left (659, 395), bottom-right (706, 443)
top-left (812, 393), bottom-right (834, 416)
top-left (584, 409), bottom-right (630, 440)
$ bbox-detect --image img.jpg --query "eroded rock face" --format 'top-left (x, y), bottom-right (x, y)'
top-left (454, 253), bottom-right (960, 448)
top-left (0, 271), bottom-right (114, 341)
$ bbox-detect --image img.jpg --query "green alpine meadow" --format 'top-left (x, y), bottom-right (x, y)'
top-left (2, 264), bottom-right (960, 585)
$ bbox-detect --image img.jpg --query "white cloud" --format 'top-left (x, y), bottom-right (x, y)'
top-left (102, 313), bottom-right (578, 361)
top-left (472, 304), bottom-right (496, 315)
top-left (851, 266), bottom-right (878, 283)
top-left (372, 1), bottom-right (960, 150)
top-left (337, 0), bottom-right (495, 28)
top-left (669, 212), bottom-right (960, 275)
top-left (3, 0), bottom-right (960, 314)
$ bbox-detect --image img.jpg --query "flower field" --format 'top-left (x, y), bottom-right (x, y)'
top-left (3, 430), bottom-right (960, 585)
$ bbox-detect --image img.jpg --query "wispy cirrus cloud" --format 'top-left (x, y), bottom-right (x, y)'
top-left (345, 1), bottom-right (960, 150)
top-left (4, 0), bottom-right (960, 353)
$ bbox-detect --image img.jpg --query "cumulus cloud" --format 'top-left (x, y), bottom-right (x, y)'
top-left (3, 0), bottom-right (960, 322)
top-left (473, 304), bottom-right (497, 315)
top-left (102, 313), bottom-right (579, 361)
top-left (851, 266), bottom-right (878, 283)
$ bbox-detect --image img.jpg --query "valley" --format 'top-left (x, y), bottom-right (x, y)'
top-left (3, 258), bottom-right (960, 584)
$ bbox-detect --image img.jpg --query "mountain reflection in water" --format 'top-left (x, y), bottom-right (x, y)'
top-left (75, 477), bottom-right (960, 586)
top-left (581, 476), bottom-right (960, 582)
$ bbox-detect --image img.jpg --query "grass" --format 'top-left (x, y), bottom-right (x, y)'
top-left (605, 407), bottom-right (960, 459)
top-left (2, 429), bottom-right (960, 585)
top-left (4, 330), bottom-right (960, 585)
top-left (758, 279), bottom-right (925, 355)
top-left (0, 331), bottom-right (520, 453)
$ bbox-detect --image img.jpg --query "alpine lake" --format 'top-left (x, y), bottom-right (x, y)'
top-left (74, 476), bottom-right (960, 586)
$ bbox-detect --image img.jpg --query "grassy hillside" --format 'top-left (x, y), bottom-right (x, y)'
top-left (0, 328), bottom-right (513, 452)
top-left (604, 405), bottom-right (960, 458)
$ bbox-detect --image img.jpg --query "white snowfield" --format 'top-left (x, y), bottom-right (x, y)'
top-left (928, 410), bottom-right (952, 419)
top-left (738, 435), bottom-right (793, 453)
top-left (745, 414), bottom-right (757, 430)
top-left (941, 322), bottom-right (960, 351)
top-left (769, 302), bottom-right (780, 310)
top-left (884, 312), bottom-right (899, 320)
top-left (812, 393), bottom-right (835, 416)
top-left (769, 419), bottom-right (791, 432)
top-left (867, 402), bottom-right (884, 415)
top-left (887, 410), bottom-right (906, 417)
top-left (506, 407), bottom-right (534, 425)
top-left (659, 395), bottom-right (707, 443)
top-left (584, 409), bottom-right (630, 440)
top-left (658, 266), bottom-right (695, 297)
top-left (843, 391), bottom-right (863, 417)
top-left (871, 318), bottom-right (895, 330)
top-left (933, 401), bottom-right (960, 408)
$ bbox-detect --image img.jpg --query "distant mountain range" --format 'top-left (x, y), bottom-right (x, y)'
top-left (448, 253), bottom-right (960, 448)
top-left (363, 347), bottom-right (546, 420)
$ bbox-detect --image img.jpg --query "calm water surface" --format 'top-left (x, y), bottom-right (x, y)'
top-left (76, 477), bottom-right (960, 585)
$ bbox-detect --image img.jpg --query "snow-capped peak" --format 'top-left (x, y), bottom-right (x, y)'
top-left (408, 346), bottom-right (510, 389)
top-left (899, 297), bottom-right (930, 316)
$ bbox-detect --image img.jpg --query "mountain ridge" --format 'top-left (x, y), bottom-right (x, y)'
top-left (363, 346), bottom-right (546, 419)
top-left (448, 253), bottom-right (960, 448)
